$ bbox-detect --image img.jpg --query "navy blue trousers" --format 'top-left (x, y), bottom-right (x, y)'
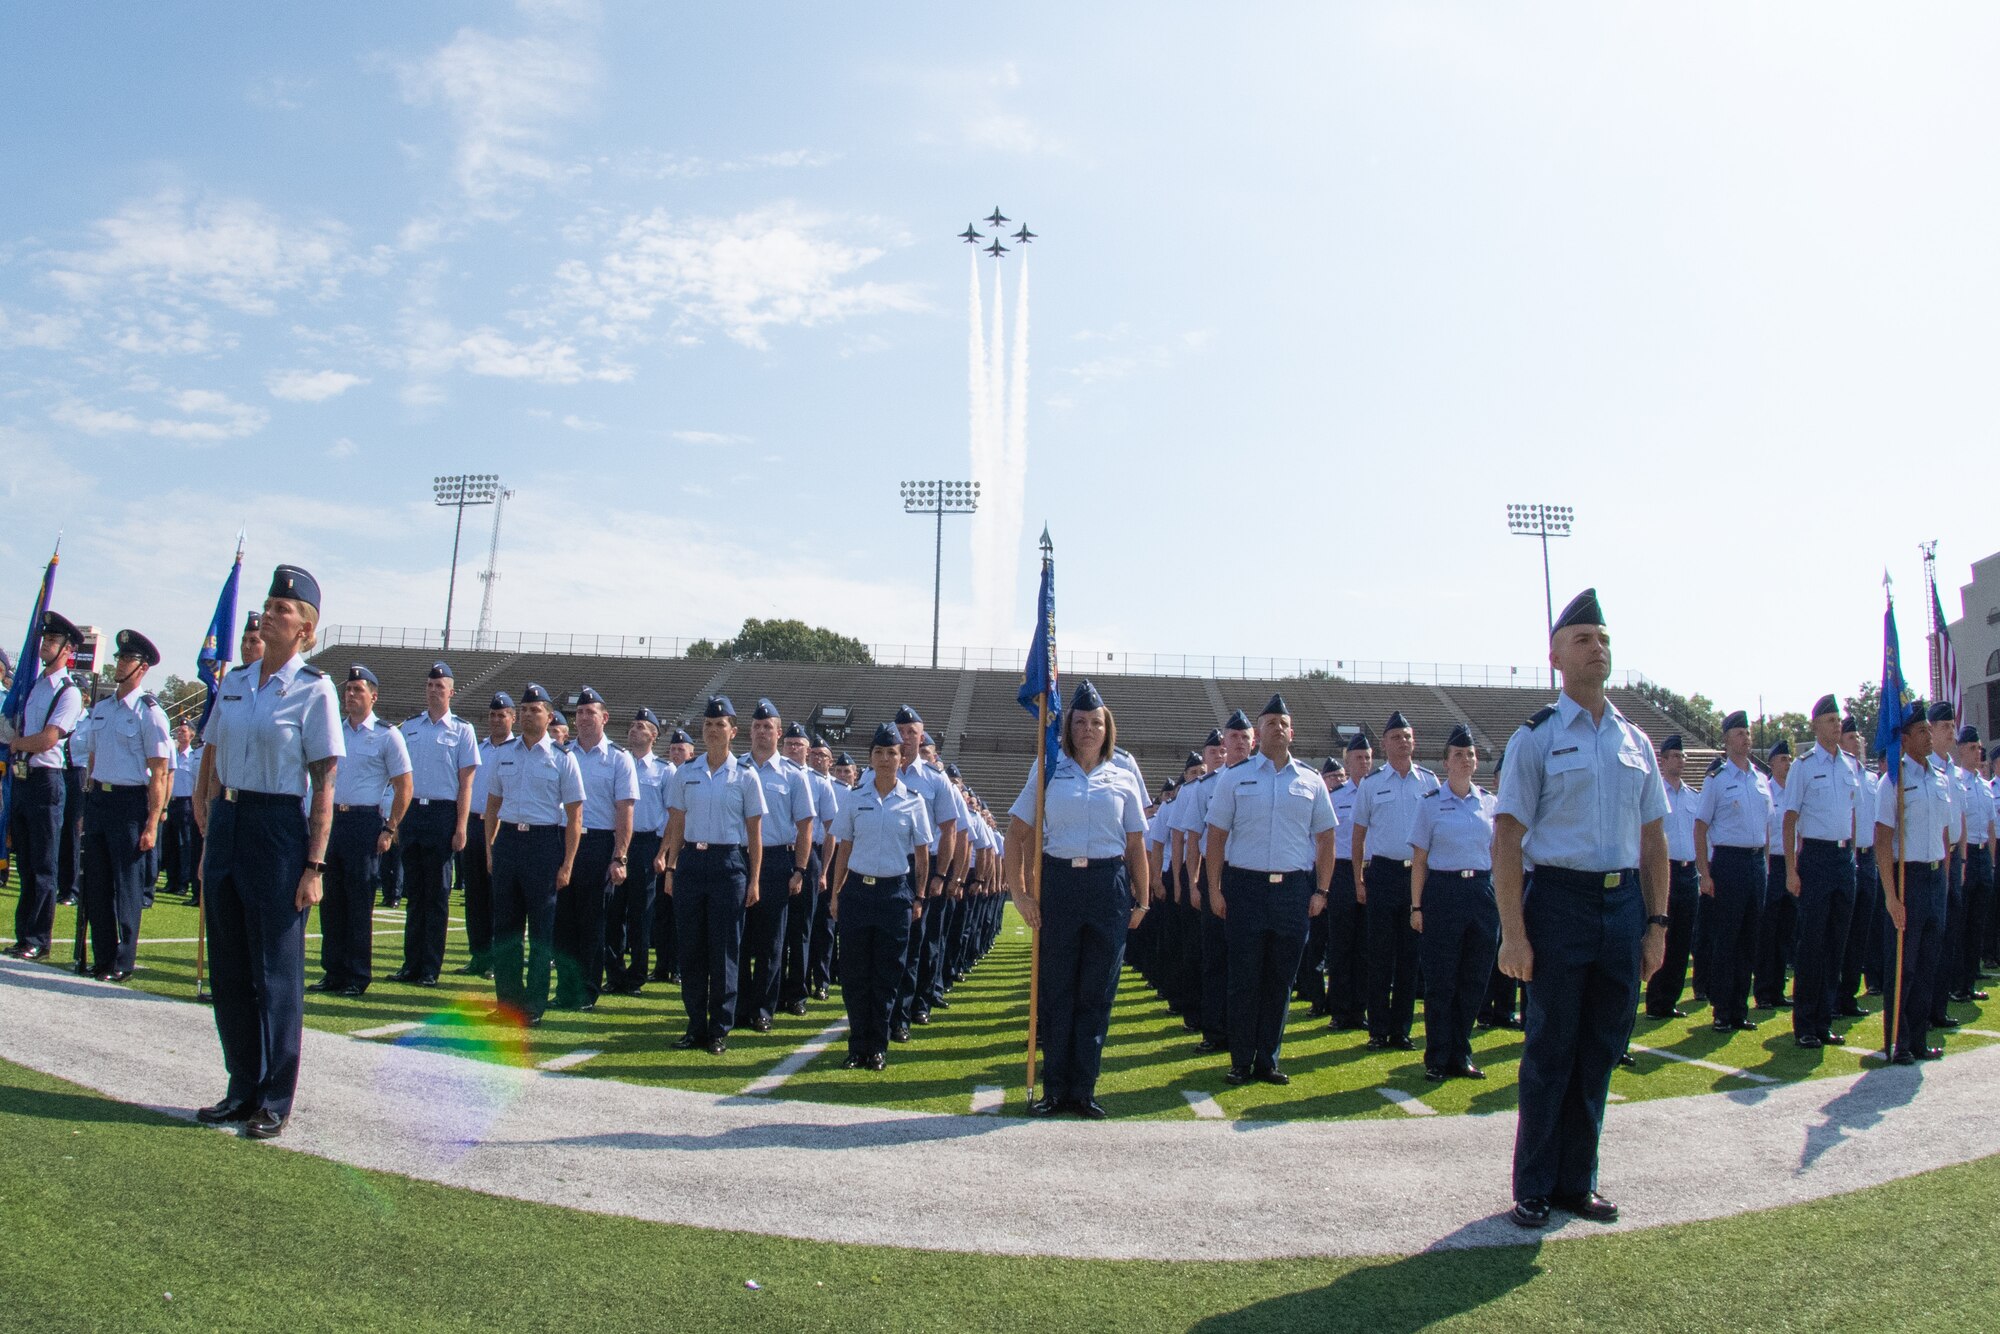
top-left (1951, 843), bottom-right (1990, 996)
top-left (741, 846), bottom-right (792, 1024)
top-left (1419, 870), bottom-right (1498, 1072)
top-left (1223, 867), bottom-right (1312, 1073)
top-left (1885, 860), bottom-right (1948, 1056)
top-left (459, 813), bottom-right (494, 971)
top-left (1792, 839), bottom-right (1856, 1039)
top-left (319, 808), bottom-right (382, 989)
top-left (605, 830), bottom-right (660, 992)
top-left (398, 803), bottom-right (456, 979)
top-left (162, 794), bottom-right (200, 896)
top-left (552, 828), bottom-right (613, 1008)
top-left (780, 846), bottom-right (821, 1006)
top-left (1199, 886), bottom-right (1230, 1047)
top-left (807, 855), bottom-right (836, 990)
top-left (1755, 854), bottom-right (1795, 1006)
top-left (1705, 847), bottom-right (1763, 1026)
top-left (1932, 850), bottom-right (1967, 1023)
top-left (8, 767), bottom-right (64, 952)
top-left (1324, 860), bottom-right (1367, 1023)
top-left (491, 824), bottom-right (562, 1017)
top-left (675, 844), bottom-right (747, 1042)
top-left (202, 792), bottom-right (310, 1119)
top-left (1365, 857), bottom-right (1420, 1041)
top-left (1644, 861), bottom-right (1699, 1016)
top-left (1039, 857), bottom-right (1132, 1100)
top-left (838, 871), bottom-right (913, 1057)
top-left (80, 785), bottom-right (148, 975)
top-left (1841, 849), bottom-right (1879, 1006)
top-left (1513, 867), bottom-right (1642, 1202)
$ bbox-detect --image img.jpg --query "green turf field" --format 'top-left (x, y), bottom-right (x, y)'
top-left (4, 881), bottom-right (1995, 1119)
top-left (0, 1055), bottom-right (1994, 1332)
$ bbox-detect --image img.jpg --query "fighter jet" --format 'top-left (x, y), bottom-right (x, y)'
top-left (958, 225), bottom-right (983, 243)
top-left (1011, 225), bottom-right (1036, 244)
top-left (984, 207), bottom-right (1009, 227)
top-left (984, 239), bottom-right (1009, 258)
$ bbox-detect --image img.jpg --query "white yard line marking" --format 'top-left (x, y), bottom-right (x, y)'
top-left (740, 1019), bottom-right (850, 1097)
top-left (1181, 1089), bottom-right (1226, 1120)
top-left (1962, 1029), bottom-right (2000, 1039)
top-left (352, 1021), bottom-right (425, 1040)
top-left (537, 1048), bottom-right (602, 1073)
top-left (1606, 1091), bottom-right (1629, 1102)
top-left (1376, 1087), bottom-right (1437, 1116)
top-left (1627, 1044), bottom-right (1780, 1085)
top-left (971, 1085), bottom-right (1004, 1114)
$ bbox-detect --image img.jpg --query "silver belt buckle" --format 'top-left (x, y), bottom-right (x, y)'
top-left (1458, 869), bottom-right (1475, 879)
top-left (1268, 873), bottom-right (1283, 884)
top-left (695, 842), bottom-right (710, 851)
top-left (1603, 873), bottom-right (1621, 888)
top-left (97, 782), bottom-right (112, 793)
top-left (224, 788), bottom-right (239, 802)
top-left (9, 761), bottom-right (23, 780)
top-left (862, 875), bottom-right (878, 885)
top-left (1401, 859), bottom-right (1413, 869)
top-left (515, 822), bottom-right (530, 833)
top-left (1070, 857), bottom-right (1089, 868)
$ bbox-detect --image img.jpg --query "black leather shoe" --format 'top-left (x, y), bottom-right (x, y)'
top-left (242, 1108), bottom-right (286, 1140)
top-left (106, 969), bottom-right (133, 983)
top-left (1076, 1098), bottom-right (1108, 1120)
top-left (387, 969), bottom-right (417, 983)
top-left (1838, 1005), bottom-right (1871, 1018)
top-left (335, 984), bottom-right (366, 998)
top-left (1733, 1020), bottom-right (1759, 1031)
top-left (912, 1009), bottom-right (931, 1026)
top-left (813, 984), bottom-right (829, 1000)
top-left (866, 1053), bottom-right (886, 1071)
top-left (891, 1025), bottom-right (911, 1043)
top-left (1389, 1036), bottom-right (1417, 1051)
top-left (1511, 1197), bottom-right (1552, 1228)
top-left (454, 963), bottom-right (486, 975)
top-left (1424, 1067), bottom-right (1449, 1083)
top-left (414, 976), bottom-right (440, 988)
top-left (306, 978), bottom-right (334, 993)
top-left (1915, 1045), bottom-right (1945, 1060)
top-left (1820, 1031), bottom-right (1846, 1046)
top-left (1711, 1020), bottom-right (1734, 1033)
top-left (1646, 1008), bottom-right (1688, 1019)
top-left (1026, 1095), bottom-right (1064, 1117)
top-left (931, 997), bottom-right (952, 1010)
top-left (1193, 1038), bottom-right (1223, 1054)
top-left (1795, 1034), bottom-right (1822, 1049)
top-left (785, 1000), bottom-right (808, 1016)
top-left (1223, 1066), bottom-right (1252, 1086)
top-left (1365, 1035), bottom-right (1388, 1050)
top-left (1457, 1063), bottom-right (1485, 1079)
top-left (196, 1098), bottom-right (252, 1124)
top-left (841, 1055), bottom-right (862, 1070)
top-left (1616, 1052), bottom-right (1637, 1067)
top-left (649, 969), bottom-right (673, 983)
top-left (671, 1033), bottom-right (702, 1050)
top-left (751, 1015), bottom-right (772, 1033)
top-left (1553, 1191), bottom-right (1619, 1222)
top-left (1932, 1016), bottom-right (1962, 1029)
top-left (523, 1013), bottom-right (544, 1028)
top-left (1258, 1068), bottom-right (1289, 1086)
top-left (1891, 1048), bottom-right (1917, 1065)
top-left (17, 946), bottom-right (47, 962)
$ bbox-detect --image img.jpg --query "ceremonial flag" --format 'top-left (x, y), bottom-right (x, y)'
top-left (2, 545), bottom-right (58, 733)
top-left (1874, 582), bottom-right (1908, 786)
top-left (196, 541), bottom-right (244, 732)
top-left (1930, 580), bottom-right (1958, 722)
top-left (1017, 538), bottom-right (1059, 781)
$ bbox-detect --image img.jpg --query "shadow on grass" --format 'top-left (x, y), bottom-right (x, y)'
top-left (1192, 1223), bottom-right (1542, 1332)
top-left (0, 1074), bottom-right (194, 1129)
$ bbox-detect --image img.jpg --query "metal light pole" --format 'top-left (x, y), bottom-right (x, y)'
top-left (900, 479), bottom-right (980, 668)
top-left (1506, 502), bottom-right (1575, 637)
top-left (433, 473), bottom-right (500, 652)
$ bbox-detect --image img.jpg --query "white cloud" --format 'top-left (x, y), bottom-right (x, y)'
top-left (246, 74), bottom-right (312, 111)
top-left (613, 147), bottom-right (837, 180)
top-left (104, 307), bottom-right (222, 355)
top-left (45, 190), bottom-right (351, 315)
top-left (456, 328), bottom-right (628, 383)
top-left (555, 204), bottom-right (926, 349)
top-left (328, 437), bottom-right (359, 459)
top-left (1063, 327), bottom-right (1215, 385)
top-left (0, 304), bottom-right (81, 349)
top-left (267, 368), bottom-right (370, 402)
top-left (51, 388), bottom-right (268, 443)
top-left (560, 414), bottom-right (603, 431)
top-left (670, 430), bottom-right (750, 446)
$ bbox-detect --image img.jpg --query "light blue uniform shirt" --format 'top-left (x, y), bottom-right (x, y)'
top-left (747, 753), bottom-right (816, 848)
top-left (1691, 759), bottom-right (1771, 849)
top-left (399, 710), bottom-right (480, 802)
top-left (1352, 763), bottom-right (1440, 861)
top-left (1329, 780), bottom-right (1361, 859)
top-left (1145, 803), bottom-right (1174, 869)
top-left (1956, 768), bottom-right (1995, 846)
top-left (82, 690), bottom-right (173, 787)
top-left (1007, 753), bottom-right (1148, 860)
top-left (1933, 755), bottom-right (1967, 845)
top-left (833, 777), bottom-right (936, 877)
top-left (669, 754), bottom-right (767, 844)
top-left (171, 743), bottom-right (201, 798)
top-left (17, 668), bottom-right (84, 771)
top-left (1170, 768), bottom-right (1224, 854)
top-left (1783, 743), bottom-right (1861, 844)
top-left (469, 734), bottom-right (514, 812)
top-left (1662, 782), bottom-right (1699, 861)
top-left (1876, 753), bottom-right (1953, 863)
top-left (900, 760), bottom-right (959, 853)
top-left (1854, 767), bottom-right (1879, 850)
top-left (332, 714), bottom-right (412, 808)
top-left (201, 654), bottom-right (344, 798)
top-left (487, 735), bottom-right (584, 825)
top-left (808, 769), bottom-right (840, 843)
top-left (1496, 692), bottom-right (1669, 873)
top-left (1410, 782), bottom-right (1498, 873)
top-left (632, 753), bottom-right (674, 836)
top-left (571, 736), bottom-right (640, 831)
top-left (1205, 753), bottom-right (1339, 874)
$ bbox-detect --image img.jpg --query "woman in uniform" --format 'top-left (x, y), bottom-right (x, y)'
top-left (1410, 724), bottom-right (1500, 1082)
top-left (193, 565), bottom-right (342, 1140)
top-left (1005, 680), bottom-right (1150, 1119)
top-left (827, 723), bottom-right (934, 1071)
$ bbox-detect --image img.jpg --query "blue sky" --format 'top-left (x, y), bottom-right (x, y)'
top-left (3, 3), bottom-right (1997, 712)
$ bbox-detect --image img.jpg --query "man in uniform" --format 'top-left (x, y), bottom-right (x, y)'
top-left (648, 726), bottom-right (696, 984)
top-left (1836, 716), bottom-right (1879, 1020)
top-left (1694, 711), bottom-right (1772, 1033)
top-left (1326, 735), bottom-right (1371, 1031)
top-left (393, 663), bottom-right (479, 987)
top-left (162, 724), bottom-right (204, 903)
top-left (891, 706), bottom-right (960, 1038)
top-left (1947, 724), bottom-right (1994, 1006)
top-left (5, 611), bottom-right (84, 961)
top-left (606, 706), bottom-right (670, 995)
top-left (553, 686), bottom-right (636, 1011)
top-left (806, 744), bottom-right (850, 1000)
top-left (737, 701), bottom-right (815, 1032)
top-left (1352, 710), bottom-right (1439, 1051)
top-left (312, 665), bottom-right (411, 998)
top-left (1205, 693), bottom-right (1338, 1084)
top-left (1497, 589), bottom-right (1669, 1228)
top-left (1756, 737), bottom-right (1796, 1010)
top-left (458, 692), bottom-right (516, 978)
top-left (781, 722), bottom-right (838, 1014)
top-left (1924, 702), bottom-right (1970, 1035)
top-left (1177, 719), bottom-right (1248, 1055)
top-left (1645, 734), bottom-right (1700, 1020)
top-left (482, 683), bottom-right (583, 1027)
top-left (1782, 695), bottom-right (1861, 1047)
top-left (77, 630), bottom-right (174, 981)
top-left (1875, 702), bottom-right (1952, 1063)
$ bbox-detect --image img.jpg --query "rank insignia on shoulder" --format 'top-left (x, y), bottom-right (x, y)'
top-left (299, 665), bottom-right (325, 679)
top-left (1527, 705), bottom-right (1558, 728)
top-left (140, 693), bottom-right (158, 708)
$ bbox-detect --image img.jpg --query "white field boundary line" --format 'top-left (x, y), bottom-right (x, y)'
top-left (538, 1048), bottom-right (603, 1073)
top-left (971, 1085), bottom-right (1003, 1114)
top-left (1376, 1087), bottom-right (1437, 1116)
top-left (352, 1021), bottom-right (425, 1039)
top-left (1627, 1044), bottom-right (1780, 1084)
top-left (1181, 1089), bottom-right (1226, 1119)
top-left (740, 1019), bottom-right (850, 1097)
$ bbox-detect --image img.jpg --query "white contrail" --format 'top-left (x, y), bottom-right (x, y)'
top-left (966, 252), bottom-right (1031, 647)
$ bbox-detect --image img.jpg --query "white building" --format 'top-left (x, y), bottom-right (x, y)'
top-left (1946, 553), bottom-right (2000, 742)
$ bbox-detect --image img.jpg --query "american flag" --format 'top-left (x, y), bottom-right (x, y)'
top-left (1931, 580), bottom-right (1959, 720)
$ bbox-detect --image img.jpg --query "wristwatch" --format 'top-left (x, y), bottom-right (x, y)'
top-left (613, 855), bottom-right (628, 866)
top-left (1646, 914), bottom-right (1671, 929)
top-left (303, 860), bottom-right (326, 873)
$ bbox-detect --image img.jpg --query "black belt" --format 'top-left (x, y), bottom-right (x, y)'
top-left (501, 821), bottom-right (562, 834)
top-left (1711, 844), bottom-right (1761, 856)
top-left (1431, 868), bottom-right (1489, 880)
top-left (1369, 855), bottom-right (1415, 871)
top-left (1043, 854), bottom-right (1122, 870)
top-left (1227, 866), bottom-right (1311, 884)
top-left (852, 872), bottom-right (907, 887)
top-left (1533, 866), bottom-right (1635, 892)
top-left (1801, 837), bottom-right (1851, 851)
top-left (687, 842), bottom-right (741, 852)
top-left (222, 788), bottom-right (300, 808)
top-left (1670, 859), bottom-right (1696, 872)
top-left (334, 803), bottom-right (385, 814)
top-left (1902, 858), bottom-right (1944, 872)
top-left (89, 782), bottom-right (147, 795)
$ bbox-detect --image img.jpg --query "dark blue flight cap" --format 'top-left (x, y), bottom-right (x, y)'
top-left (921, 733), bottom-right (937, 749)
top-left (1958, 724), bottom-right (1981, 746)
top-left (1385, 710), bottom-right (1411, 732)
top-left (114, 629), bottom-right (161, 667)
top-left (1070, 679), bottom-right (1105, 712)
top-left (1552, 587), bottom-right (1604, 634)
top-left (667, 728), bottom-right (693, 745)
top-left (1346, 732), bottom-right (1371, 752)
top-left (634, 707), bottom-right (661, 728)
top-left (1224, 709), bottom-right (1253, 731)
top-left (1840, 715), bottom-right (1858, 735)
top-left (1901, 700), bottom-right (1929, 731)
top-left (550, 710), bottom-right (567, 729)
top-left (1183, 750), bottom-right (1204, 771)
top-left (1660, 733), bottom-right (1683, 753)
top-left (946, 763), bottom-right (962, 779)
top-left (521, 683), bottom-right (552, 705)
top-left (1261, 693), bottom-right (1289, 717)
top-left (242, 611), bottom-right (261, 633)
top-left (783, 720), bottom-right (808, 740)
top-left (704, 695), bottom-right (736, 719)
top-left (869, 722), bottom-right (900, 749)
top-left (894, 704), bottom-right (923, 726)
top-left (576, 685), bottom-right (604, 707)
top-left (1811, 693), bottom-right (1839, 721)
top-left (1204, 728), bottom-right (1225, 748)
top-left (345, 663), bottom-right (379, 687)
top-left (429, 661), bottom-right (453, 680)
top-left (1768, 737), bottom-right (1791, 759)
top-left (1446, 723), bottom-right (1474, 749)
top-left (1928, 700), bottom-right (1955, 723)
top-left (1721, 710), bottom-right (1749, 732)
top-left (835, 750), bottom-right (855, 766)
top-left (41, 610), bottom-right (81, 644)
top-left (1321, 756), bottom-right (1344, 775)
top-left (751, 698), bottom-right (780, 720)
top-left (490, 691), bottom-right (515, 710)
top-left (268, 563), bottom-right (321, 613)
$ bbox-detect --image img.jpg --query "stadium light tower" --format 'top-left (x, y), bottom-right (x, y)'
top-left (1506, 502), bottom-right (1574, 636)
top-left (434, 473), bottom-right (501, 652)
top-left (901, 479), bottom-right (981, 669)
